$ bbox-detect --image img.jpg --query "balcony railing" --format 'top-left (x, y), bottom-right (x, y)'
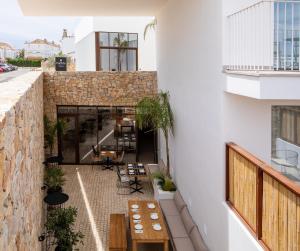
top-left (226, 143), bottom-right (300, 250)
top-left (226, 0), bottom-right (300, 71)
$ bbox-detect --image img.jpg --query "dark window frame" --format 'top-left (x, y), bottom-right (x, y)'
top-left (95, 31), bottom-right (138, 71)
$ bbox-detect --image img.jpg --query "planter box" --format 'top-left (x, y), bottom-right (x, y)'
top-left (153, 178), bottom-right (176, 200)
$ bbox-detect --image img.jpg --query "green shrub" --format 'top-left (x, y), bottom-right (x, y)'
top-left (152, 171), bottom-right (177, 192)
top-left (7, 58), bottom-right (42, 67)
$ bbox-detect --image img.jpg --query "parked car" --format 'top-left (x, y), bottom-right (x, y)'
top-left (0, 63), bottom-right (17, 72)
top-left (0, 68), bottom-right (4, 73)
top-left (0, 63), bottom-right (11, 72)
top-left (8, 64), bottom-right (18, 71)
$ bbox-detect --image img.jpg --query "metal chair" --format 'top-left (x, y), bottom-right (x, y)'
top-left (116, 166), bottom-right (131, 195)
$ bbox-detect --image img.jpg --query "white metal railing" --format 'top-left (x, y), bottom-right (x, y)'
top-left (226, 0), bottom-right (300, 71)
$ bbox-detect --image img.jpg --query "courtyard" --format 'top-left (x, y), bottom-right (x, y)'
top-left (61, 165), bottom-right (163, 251)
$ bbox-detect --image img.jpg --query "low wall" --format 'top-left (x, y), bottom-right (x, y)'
top-left (0, 72), bottom-right (44, 250)
top-left (43, 71), bottom-right (157, 121)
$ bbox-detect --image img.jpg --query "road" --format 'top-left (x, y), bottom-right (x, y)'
top-left (0, 68), bottom-right (31, 83)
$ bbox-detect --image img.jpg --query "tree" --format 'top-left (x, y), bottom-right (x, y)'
top-left (144, 19), bottom-right (157, 40)
top-left (136, 91), bottom-right (174, 177)
top-left (18, 49), bottom-right (25, 59)
top-left (44, 116), bottom-right (67, 156)
top-left (113, 34), bottom-right (129, 71)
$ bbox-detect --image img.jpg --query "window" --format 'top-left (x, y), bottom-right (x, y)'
top-left (272, 106), bottom-right (300, 146)
top-left (274, 1), bottom-right (300, 70)
top-left (97, 32), bottom-right (138, 71)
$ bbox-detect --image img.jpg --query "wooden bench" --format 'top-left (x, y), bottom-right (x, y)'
top-left (109, 214), bottom-right (127, 251)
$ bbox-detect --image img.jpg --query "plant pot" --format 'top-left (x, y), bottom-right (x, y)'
top-left (55, 245), bottom-right (71, 251)
top-left (47, 186), bottom-right (63, 194)
top-left (153, 178), bottom-right (176, 200)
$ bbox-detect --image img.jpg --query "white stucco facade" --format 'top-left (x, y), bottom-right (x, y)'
top-left (24, 39), bottom-right (60, 59)
top-left (157, 0), bottom-right (300, 250)
top-left (0, 43), bottom-right (17, 60)
top-left (75, 16), bottom-right (156, 71)
top-left (61, 36), bottom-right (75, 58)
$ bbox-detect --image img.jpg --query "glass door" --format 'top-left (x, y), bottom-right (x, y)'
top-left (78, 107), bottom-right (98, 164)
top-left (58, 115), bottom-right (77, 164)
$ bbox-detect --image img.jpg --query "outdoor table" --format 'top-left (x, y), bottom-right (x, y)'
top-left (127, 163), bottom-right (148, 194)
top-left (128, 200), bottom-right (169, 251)
top-left (101, 151), bottom-right (117, 170)
top-left (44, 192), bottom-right (69, 208)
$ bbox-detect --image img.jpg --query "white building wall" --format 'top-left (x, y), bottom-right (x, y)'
top-left (61, 36), bottom-right (75, 57)
top-left (75, 32), bottom-right (96, 71)
top-left (75, 16), bottom-right (156, 71)
top-left (157, 0), bottom-right (228, 250)
top-left (0, 48), bottom-right (4, 60)
top-left (156, 0), bottom-right (286, 250)
top-left (24, 43), bottom-right (60, 59)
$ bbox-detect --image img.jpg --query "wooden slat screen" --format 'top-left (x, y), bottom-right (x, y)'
top-left (226, 143), bottom-right (300, 250)
top-left (228, 148), bottom-right (257, 231)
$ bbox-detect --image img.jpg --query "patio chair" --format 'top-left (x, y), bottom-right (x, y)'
top-left (116, 166), bottom-right (131, 195)
top-left (112, 151), bottom-right (125, 170)
top-left (92, 145), bottom-right (100, 156)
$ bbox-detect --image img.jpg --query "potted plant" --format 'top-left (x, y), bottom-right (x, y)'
top-left (152, 171), bottom-right (177, 200)
top-left (44, 167), bottom-right (66, 194)
top-left (45, 207), bottom-right (84, 251)
top-left (136, 91), bottom-right (174, 177)
top-left (44, 115), bottom-right (67, 157)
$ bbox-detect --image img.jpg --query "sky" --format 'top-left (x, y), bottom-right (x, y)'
top-left (0, 0), bottom-right (80, 49)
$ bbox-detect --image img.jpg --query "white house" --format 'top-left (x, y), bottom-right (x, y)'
top-left (61, 29), bottom-right (75, 58)
top-left (24, 38), bottom-right (60, 59)
top-left (0, 42), bottom-right (17, 60)
top-left (74, 16), bottom-right (156, 71)
top-left (15, 0), bottom-right (300, 250)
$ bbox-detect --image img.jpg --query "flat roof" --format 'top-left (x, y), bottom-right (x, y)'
top-left (17, 0), bottom-right (167, 16)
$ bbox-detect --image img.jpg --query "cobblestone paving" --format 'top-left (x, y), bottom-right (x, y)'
top-left (62, 165), bottom-right (156, 251)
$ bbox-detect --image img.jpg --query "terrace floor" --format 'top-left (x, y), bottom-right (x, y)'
top-left (61, 165), bottom-right (166, 251)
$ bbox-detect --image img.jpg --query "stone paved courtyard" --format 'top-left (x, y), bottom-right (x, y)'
top-left (61, 165), bottom-right (163, 251)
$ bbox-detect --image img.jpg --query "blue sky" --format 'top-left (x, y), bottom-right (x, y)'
top-left (0, 0), bottom-right (79, 49)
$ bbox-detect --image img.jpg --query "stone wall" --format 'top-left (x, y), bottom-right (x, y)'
top-left (43, 71), bottom-right (158, 122)
top-left (0, 72), bottom-right (44, 251)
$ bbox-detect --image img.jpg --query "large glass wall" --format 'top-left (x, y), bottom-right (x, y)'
top-left (57, 106), bottom-right (154, 165)
top-left (274, 1), bottom-right (300, 70)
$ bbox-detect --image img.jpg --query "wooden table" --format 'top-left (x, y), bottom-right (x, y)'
top-left (128, 200), bottom-right (169, 251)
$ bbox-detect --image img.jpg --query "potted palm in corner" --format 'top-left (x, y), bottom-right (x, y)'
top-left (44, 167), bottom-right (66, 194)
top-left (136, 91), bottom-right (176, 199)
top-left (44, 115), bottom-right (67, 158)
top-left (45, 207), bottom-right (84, 251)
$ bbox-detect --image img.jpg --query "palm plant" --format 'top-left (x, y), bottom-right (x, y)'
top-left (113, 34), bottom-right (129, 71)
top-left (136, 91), bottom-right (174, 177)
top-left (44, 167), bottom-right (66, 193)
top-left (44, 116), bottom-right (67, 156)
top-left (144, 19), bottom-right (157, 39)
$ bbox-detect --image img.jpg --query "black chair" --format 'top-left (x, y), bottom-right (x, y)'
top-left (92, 145), bottom-right (100, 156)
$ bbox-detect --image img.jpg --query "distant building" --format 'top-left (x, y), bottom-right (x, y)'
top-left (0, 42), bottom-right (17, 60)
top-left (24, 39), bottom-right (60, 59)
top-left (61, 29), bottom-right (75, 58)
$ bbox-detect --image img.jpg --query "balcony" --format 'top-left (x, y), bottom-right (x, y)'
top-left (224, 0), bottom-right (300, 99)
top-left (226, 143), bottom-right (300, 250)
